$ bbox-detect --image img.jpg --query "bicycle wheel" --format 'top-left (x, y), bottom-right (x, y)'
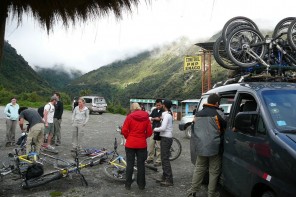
top-left (169, 137), bottom-right (182, 161)
top-left (222, 16), bottom-right (259, 44)
top-left (226, 26), bottom-right (266, 68)
top-left (273, 17), bottom-right (295, 40)
top-left (213, 36), bottom-right (240, 70)
top-left (22, 171), bottom-right (63, 189)
top-left (39, 153), bottom-right (71, 169)
top-left (288, 19), bottom-right (296, 51)
top-left (103, 164), bottom-right (127, 182)
top-left (80, 154), bottom-right (106, 167)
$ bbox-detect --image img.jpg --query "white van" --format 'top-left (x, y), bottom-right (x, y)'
top-left (81, 96), bottom-right (107, 114)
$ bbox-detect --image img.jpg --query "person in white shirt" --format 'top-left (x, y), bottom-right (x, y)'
top-left (154, 99), bottom-right (174, 187)
top-left (43, 96), bottom-right (57, 150)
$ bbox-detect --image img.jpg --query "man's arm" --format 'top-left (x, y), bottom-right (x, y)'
top-left (19, 117), bottom-right (26, 132)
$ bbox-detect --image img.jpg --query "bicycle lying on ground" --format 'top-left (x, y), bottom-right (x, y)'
top-left (0, 145), bottom-right (108, 189)
top-left (103, 137), bottom-right (158, 182)
top-left (116, 126), bottom-right (182, 161)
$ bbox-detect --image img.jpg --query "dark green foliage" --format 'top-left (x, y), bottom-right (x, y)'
top-left (34, 65), bottom-right (82, 90)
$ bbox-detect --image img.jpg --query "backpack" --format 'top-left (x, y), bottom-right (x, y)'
top-left (25, 163), bottom-right (44, 179)
top-left (37, 104), bottom-right (51, 118)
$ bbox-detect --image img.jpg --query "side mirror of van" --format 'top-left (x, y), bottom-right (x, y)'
top-left (234, 112), bottom-right (259, 135)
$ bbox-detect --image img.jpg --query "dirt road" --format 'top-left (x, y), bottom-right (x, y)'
top-left (0, 107), bottom-right (231, 197)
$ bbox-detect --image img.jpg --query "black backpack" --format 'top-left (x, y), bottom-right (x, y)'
top-left (25, 163), bottom-right (44, 180)
top-left (37, 104), bottom-right (51, 118)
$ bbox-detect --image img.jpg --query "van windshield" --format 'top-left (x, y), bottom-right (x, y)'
top-left (262, 90), bottom-right (296, 131)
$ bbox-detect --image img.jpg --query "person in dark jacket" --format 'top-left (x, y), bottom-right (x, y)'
top-left (146, 99), bottom-right (163, 166)
top-left (52, 92), bottom-right (64, 146)
top-left (121, 102), bottom-right (153, 190)
top-left (187, 93), bottom-right (227, 197)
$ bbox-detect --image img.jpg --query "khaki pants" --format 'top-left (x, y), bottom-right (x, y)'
top-left (72, 124), bottom-right (85, 149)
top-left (6, 119), bottom-right (17, 143)
top-left (53, 118), bottom-right (62, 143)
top-left (189, 154), bottom-right (221, 197)
top-left (147, 134), bottom-right (161, 163)
top-left (26, 123), bottom-right (44, 154)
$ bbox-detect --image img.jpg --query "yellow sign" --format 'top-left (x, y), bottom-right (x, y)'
top-left (184, 56), bottom-right (202, 71)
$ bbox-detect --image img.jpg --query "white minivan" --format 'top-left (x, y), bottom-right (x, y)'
top-left (81, 96), bottom-right (107, 114)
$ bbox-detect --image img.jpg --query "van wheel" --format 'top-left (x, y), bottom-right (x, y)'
top-left (184, 126), bottom-right (192, 138)
top-left (99, 112), bottom-right (103, 115)
top-left (262, 191), bottom-right (275, 197)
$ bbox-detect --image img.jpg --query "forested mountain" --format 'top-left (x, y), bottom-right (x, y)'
top-left (0, 41), bottom-right (52, 94)
top-left (64, 37), bottom-right (229, 107)
top-left (34, 65), bottom-right (83, 91)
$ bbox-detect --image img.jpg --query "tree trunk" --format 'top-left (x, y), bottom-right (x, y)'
top-left (0, 1), bottom-right (8, 61)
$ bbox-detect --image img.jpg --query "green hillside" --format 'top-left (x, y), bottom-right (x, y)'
top-left (0, 41), bottom-right (54, 104)
top-left (64, 37), bottom-right (229, 107)
top-left (34, 65), bottom-right (83, 91)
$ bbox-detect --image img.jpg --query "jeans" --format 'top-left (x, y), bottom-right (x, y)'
top-left (160, 137), bottom-right (173, 183)
top-left (189, 154), bottom-right (222, 197)
top-left (125, 147), bottom-right (147, 188)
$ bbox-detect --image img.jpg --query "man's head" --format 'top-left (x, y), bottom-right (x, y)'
top-left (207, 93), bottom-right (220, 106)
top-left (155, 99), bottom-right (163, 110)
top-left (18, 107), bottom-right (28, 115)
top-left (50, 96), bottom-right (58, 104)
top-left (54, 92), bottom-right (60, 100)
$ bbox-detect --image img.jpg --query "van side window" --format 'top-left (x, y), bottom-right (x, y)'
top-left (257, 116), bottom-right (267, 135)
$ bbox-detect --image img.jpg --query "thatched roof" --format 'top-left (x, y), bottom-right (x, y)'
top-left (8, 0), bottom-right (144, 32)
top-left (0, 0), bottom-right (148, 60)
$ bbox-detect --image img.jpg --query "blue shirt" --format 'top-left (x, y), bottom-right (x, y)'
top-left (4, 103), bottom-right (20, 120)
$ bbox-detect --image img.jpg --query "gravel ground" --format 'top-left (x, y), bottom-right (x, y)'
top-left (0, 106), bottom-right (232, 197)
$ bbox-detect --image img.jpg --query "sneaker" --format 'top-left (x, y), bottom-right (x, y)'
top-left (45, 145), bottom-right (55, 150)
top-left (160, 181), bottom-right (173, 187)
top-left (145, 160), bottom-right (153, 164)
top-left (55, 142), bottom-right (60, 146)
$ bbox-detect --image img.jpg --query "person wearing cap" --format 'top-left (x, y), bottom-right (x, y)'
top-left (4, 97), bottom-right (19, 147)
top-left (154, 99), bottom-right (174, 187)
top-left (187, 93), bottom-right (227, 197)
top-left (42, 96), bottom-right (57, 150)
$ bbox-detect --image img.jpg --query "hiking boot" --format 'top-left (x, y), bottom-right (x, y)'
top-left (5, 142), bottom-right (11, 147)
top-left (154, 176), bottom-right (165, 183)
top-left (145, 160), bottom-right (153, 164)
top-left (160, 180), bottom-right (174, 187)
top-left (125, 184), bottom-right (131, 190)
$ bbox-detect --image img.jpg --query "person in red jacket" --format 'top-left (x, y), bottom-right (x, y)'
top-left (121, 102), bottom-right (153, 190)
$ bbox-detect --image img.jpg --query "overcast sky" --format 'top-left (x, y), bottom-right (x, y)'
top-left (4, 0), bottom-right (296, 73)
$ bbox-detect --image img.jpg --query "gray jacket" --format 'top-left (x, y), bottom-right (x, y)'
top-left (190, 104), bottom-right (227, 164)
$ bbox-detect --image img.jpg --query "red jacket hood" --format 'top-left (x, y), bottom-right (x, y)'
top-left (129, 110), bottom-right (149, 122)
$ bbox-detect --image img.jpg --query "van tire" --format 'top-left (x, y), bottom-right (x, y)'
top-left (262, 191), bottom-right (275, 197)
top-left (184, 126), bottom-right (192, 138)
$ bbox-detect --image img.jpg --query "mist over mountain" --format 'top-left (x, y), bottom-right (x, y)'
top-left (34, 65), bottom-right (83, 91)
top-left (64, 37), bottom-right (228, 107)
